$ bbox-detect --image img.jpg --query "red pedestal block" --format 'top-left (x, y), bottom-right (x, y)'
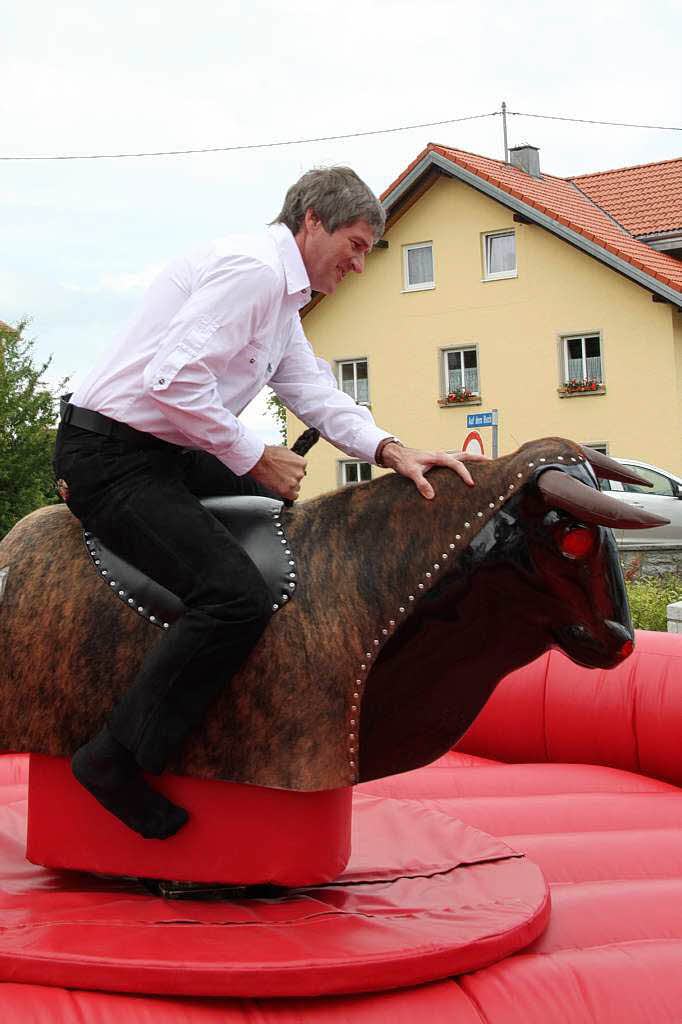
top-left (26, 755), bottom-right (352, 887)
top-left (6, 759), bottom-right (549, 998)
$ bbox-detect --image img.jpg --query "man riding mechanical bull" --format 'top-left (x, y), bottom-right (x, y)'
top-left (53, 167), bottom-right (487, 840)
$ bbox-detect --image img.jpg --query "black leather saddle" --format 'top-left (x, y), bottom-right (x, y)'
top-left (82, 496), bottom-right (298, 630)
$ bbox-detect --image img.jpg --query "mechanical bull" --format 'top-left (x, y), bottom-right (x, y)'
top-left (0, 437), bottom-right (666, 791)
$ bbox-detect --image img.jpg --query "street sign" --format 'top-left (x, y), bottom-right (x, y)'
top-left (465, 409), bottom-right (499, 457)
top-left (462, 430), bottom-right (484, 455)
top-left (467, 411), bottom-right (496, 428)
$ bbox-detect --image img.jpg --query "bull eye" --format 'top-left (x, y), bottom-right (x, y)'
top-left (554, 525), bottom-right (596, 559)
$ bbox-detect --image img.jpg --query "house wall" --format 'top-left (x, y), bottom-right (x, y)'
top-left (288, 175), bottom-right (682, 498)
top-left (673, 311), bottom-right (682, 465)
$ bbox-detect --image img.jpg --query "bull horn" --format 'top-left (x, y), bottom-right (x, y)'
top-left (537, 470), bottom-right (670, 529)
top-left (581, 446), bottom-right (653, 487)
top-left (291, 427), bottom-right (320, 456)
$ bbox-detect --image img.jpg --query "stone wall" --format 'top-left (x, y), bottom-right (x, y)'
top-left (619, 544), bottom-right (682, 580)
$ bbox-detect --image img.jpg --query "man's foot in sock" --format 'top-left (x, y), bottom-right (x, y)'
top-left (71, 728), bottom-right (189, 839)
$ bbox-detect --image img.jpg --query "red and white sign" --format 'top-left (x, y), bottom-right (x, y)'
top-left (462, 430), bottom-right (485, 456)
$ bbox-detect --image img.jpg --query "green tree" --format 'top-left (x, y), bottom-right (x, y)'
top-left (0, 320), bottom-right (68, 539)
top-left (265, 389), bottom-right (287, 444)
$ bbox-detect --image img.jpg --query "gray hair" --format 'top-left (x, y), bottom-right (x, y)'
top-left (273, 166), bottom-right (386, 241)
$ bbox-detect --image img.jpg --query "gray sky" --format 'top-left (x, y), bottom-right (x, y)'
top-left (2, 0), bottom-right (681, 443)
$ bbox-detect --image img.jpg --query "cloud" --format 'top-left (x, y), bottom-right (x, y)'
top-left (60, 264), bottom-right (163, 295)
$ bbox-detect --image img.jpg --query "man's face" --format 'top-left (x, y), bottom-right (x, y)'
top-left (297, 212), bottom-right (375, 294)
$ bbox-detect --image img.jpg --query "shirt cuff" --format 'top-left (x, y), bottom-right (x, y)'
top-left (215, 434), bottom-right (265, 476)
top-left (350, 426), bottom-right (394, 465)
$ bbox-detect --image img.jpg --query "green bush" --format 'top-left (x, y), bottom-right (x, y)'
top-left (625, 574), bottom-right (682, 632)
top-left (0, 319), bottom-right (67, 540)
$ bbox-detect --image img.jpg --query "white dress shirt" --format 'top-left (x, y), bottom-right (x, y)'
top-left (71, 223), bottom-right (391, 476)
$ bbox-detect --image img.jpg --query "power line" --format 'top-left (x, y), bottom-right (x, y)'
top-left (0, 112), bottom-right (498, 162)
top-left (1, 107), bottom-right (679, 162)
top-left (510, 110), bottom-right (682, 132)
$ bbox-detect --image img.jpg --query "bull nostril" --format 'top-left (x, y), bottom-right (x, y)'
top-left (605, 620), bottom-right (633, 643)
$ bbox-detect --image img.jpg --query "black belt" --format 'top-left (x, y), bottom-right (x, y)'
top-left (59, 395), bottom-right (167, 449)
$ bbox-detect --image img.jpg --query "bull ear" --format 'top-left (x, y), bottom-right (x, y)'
top-left (581, 446), bottom-right (653, 487)
top-left (537, 470), bottom-right (670, 529)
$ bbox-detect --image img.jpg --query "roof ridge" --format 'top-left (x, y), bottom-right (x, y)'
top-left (567, 180), bottom-right (635, 238)
top-left (429, 141), bottom-right (570, 185)
top-left (571, 155), bottom-right (682, 180)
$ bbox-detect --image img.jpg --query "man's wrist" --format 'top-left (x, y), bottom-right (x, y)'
top-left (375, 436), bottom-right (403, 468)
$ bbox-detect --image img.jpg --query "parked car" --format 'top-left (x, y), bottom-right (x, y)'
top-left (598, 458), bottom-right (682, 547)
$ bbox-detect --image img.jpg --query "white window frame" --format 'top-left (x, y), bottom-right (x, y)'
top-left (336, 357), bottom-right (370, 406)
top-left (482, 230), bottom-right (517, 281)
top-left (403, 241), bottom-right (435, 292)
top-left (561, 332), bottom-right (603, 385)
top-left (441, 345), bottom-right (480, 397)
top-left (583, 441), bottom-right (609, 455)
top-left (338, 460), bottom-right (372, 487)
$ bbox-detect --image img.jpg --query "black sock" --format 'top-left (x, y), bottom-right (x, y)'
top-left (71, 727), bottom-right (189, 840)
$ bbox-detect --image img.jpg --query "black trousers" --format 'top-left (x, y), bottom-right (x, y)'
top-left (53, 421), bottom-right (274, 773)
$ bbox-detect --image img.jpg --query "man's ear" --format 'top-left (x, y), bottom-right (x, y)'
top-left (304, 208), bottom-right (321, 231)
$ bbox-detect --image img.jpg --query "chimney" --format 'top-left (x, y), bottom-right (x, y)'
top-left (509, 144), bottom-right (541, 178)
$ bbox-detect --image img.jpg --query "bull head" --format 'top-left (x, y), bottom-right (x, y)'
top-left (525, 448), bottom-right (668, 668)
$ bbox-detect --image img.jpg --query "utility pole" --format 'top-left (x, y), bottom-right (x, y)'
top-left (501, 101), bottom-right (509, 163)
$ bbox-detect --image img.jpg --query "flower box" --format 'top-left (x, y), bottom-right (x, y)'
top-left (438, 389), bottom-right (481, 408)
top-left (558, 379), bottom-right (605, 397)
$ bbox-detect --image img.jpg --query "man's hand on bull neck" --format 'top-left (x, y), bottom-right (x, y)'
top-left (380, 442), bottom-right (490, 500)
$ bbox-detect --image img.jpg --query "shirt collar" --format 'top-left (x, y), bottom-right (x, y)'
top-left (268, 223), bottom-right (311, 303)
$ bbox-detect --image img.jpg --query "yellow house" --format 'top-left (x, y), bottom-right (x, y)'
top-left (288, 144), bottom-right (682, 499)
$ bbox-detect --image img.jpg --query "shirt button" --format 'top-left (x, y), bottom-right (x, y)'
top-left (158, 377), bottom-right (165, 384)
top-left (249, 357), bottom-right (255, 364)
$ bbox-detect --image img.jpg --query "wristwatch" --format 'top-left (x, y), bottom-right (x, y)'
top-left (375, 436), bottom-right (404, 467)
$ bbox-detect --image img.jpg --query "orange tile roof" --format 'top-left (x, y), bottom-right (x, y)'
top-left (381, 143), bottom-right (682, 299)
top-left (571, 158), bottom-right (682, 237)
